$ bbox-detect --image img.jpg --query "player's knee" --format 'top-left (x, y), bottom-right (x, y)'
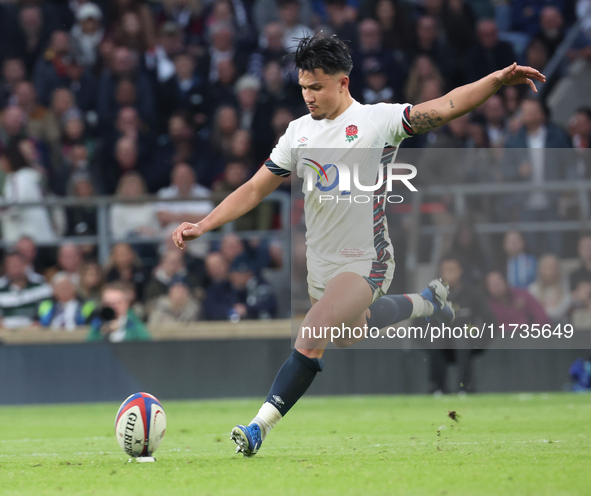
top-left (332, 337), bottom-right (357, 348)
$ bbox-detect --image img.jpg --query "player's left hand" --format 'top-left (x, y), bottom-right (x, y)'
top-left (495, 62), bottom-right (546, 92)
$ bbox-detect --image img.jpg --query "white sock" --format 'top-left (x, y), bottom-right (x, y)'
top-left (250, 402), bottom-right (283, 440)
top-left (406, 293), bottom-right (434, 319)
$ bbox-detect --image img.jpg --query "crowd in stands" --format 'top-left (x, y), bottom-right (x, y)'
top-left (0, 232), bottom-right (280, 339)
top-left (1, 0), bottom-right (591, 338)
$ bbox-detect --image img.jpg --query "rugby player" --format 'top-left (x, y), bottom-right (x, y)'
top-left (172, 34), bottom-right (545, 457)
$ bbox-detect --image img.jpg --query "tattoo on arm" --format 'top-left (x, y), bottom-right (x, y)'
top-left (449, 99), bottom-right (454, 108)
top-left (409, 109), bottom-right (444, 135)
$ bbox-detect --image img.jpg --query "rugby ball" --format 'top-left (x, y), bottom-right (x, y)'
top-left (115, 392), bottom-right (166, 457)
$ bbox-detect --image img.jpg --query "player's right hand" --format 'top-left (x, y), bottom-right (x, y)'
top-left (172, 222), bottom-right (203, 250)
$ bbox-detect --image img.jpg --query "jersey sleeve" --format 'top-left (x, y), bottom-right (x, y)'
top-left (375, 103), bottom-right (416, 145)
top-left (267, 124), bottom-right (293, 177)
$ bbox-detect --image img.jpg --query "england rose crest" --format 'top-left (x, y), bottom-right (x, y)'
top-left (345, 125), bottom-right (358, 142)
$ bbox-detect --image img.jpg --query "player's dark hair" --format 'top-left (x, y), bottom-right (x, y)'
top-left (294, 34), bottom-right (353, 76)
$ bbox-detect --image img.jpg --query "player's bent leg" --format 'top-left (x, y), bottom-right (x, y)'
top-left (295, 271), bottom-right (373, 354)
top-left (231, 272), bottom-right (373, 456)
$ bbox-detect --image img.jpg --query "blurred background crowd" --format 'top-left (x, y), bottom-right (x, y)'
top-left (1, 0), bottom-right (591, 340)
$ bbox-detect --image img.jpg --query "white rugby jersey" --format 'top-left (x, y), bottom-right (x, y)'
top-left (267, 100), bottom-right (415, 269)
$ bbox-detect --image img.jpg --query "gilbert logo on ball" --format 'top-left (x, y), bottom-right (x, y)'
top-left (115, 392), bottom-right (166, 458)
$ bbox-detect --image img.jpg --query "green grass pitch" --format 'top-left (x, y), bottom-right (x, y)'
top-left (0, 393), bottom-right (590, 495)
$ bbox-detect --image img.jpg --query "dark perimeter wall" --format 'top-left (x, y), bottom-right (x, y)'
top-left (0, 340), bottom-right (586, 405)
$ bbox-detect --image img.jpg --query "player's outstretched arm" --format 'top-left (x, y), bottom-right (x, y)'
top-left (172, 165), bottom-right (285, 249)
top-left (408, 63), bottom-right (546, 135)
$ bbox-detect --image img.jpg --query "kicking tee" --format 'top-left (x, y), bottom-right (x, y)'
top-left (267, 100), bottom-right (415, 265)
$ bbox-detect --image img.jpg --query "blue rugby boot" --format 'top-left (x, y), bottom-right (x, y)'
top-left (231, 424), bottom-right (262, 457)
top-left (420, 278), bottom-right (455, 325)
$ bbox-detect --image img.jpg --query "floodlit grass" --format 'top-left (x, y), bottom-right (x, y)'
top-left (0, 393), bottom-right (589, 495)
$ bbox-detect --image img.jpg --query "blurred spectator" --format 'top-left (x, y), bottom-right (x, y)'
top-left (464, 19), bottom-right (516, 84)
top-left (202, 252), bottom-right (237, 320)
top-left (361, 63), bottom-right (395, 104)
top-left (104, 136), bottom-right (141, 193)
top-left (277, 0), bottom-right (312, 51)
top-left (235, 75), bottom-right (266, 135)
top-left (64, 173), bottom-right (97, 239)
top-left (0, 252), bottom-right (52, 329)
top-left (211, 104), bottom-right (239, 160)
top-left (78, 261), bottom-right (104, 304)
top-left (13, 82), bottom-right (53, 146)
top-left (144, 249), bottom-right (204, 304)
top-left (46, 243), bottom-right (83, 286)
top-left (511, 0), bottom-right (568, 36)
top-left (229, 255), bottom-right (277, 319)
top-left (150, 111), bottom-right (206, 191)
top-left (372, 0), bottom-right (413, 51)
top-left (155, 0), bottom-right (204, 47)
top-left (1, 59), bottom-right (27, 110)
top-left (148, 22), bottom-right (185, 132)
top-left (103, 136), bottom-right (141, 194)
top-left (252, 0), bottom-right (312, 35)
top-left (482, 94), bottom-right (508, 148)
top-left (51, 108), bottom-right (95, 172)
top-left (104, 243), bottom-right (148, 302)
top-left (11, 6), bottom-right (49, 76)
top-left (248, 22), bottom-right (289, 79)
top-left (108, 0), bottom-right (156, 49)
top-left (528, 253), bottom-right (571, 323)
top-left (114, 11), bottom-right (152, 52)
top-left (351, 18), bottom-right (403, 101)
top-left (37, 272), bottom-right (95, 330)
top-left (52, 143), bottom-right (102, 196)
top-left (428, 255), bottom-right (496, 393)
top-left (504, 98), bottom-right (572, 254)
top-left (42, 87), bottom-right (76, 148)
top-left (208, 58), bottom-right (238, 109)
top-left (87, 282), bottom-right (150, 341)
top-left (449, 221), bottom-right (489, 284)
top-left (212, 161), bottom-right (274, 230)
top-left (15, 236), bottom-right (43, 278)
top-left (405, 16), bottom-right (457, 89)
top-left (569, 107), bottom-right (591, 150)
top-left (0, 139), bottom-right (55, 244)
top-left (325, 0), bottom-right (357, 45)
top-left (570, 234), bottom-right (591, 290)
top-left (524, 38), bottom-right (549, 74)
top-left (569, 280), bottom-right (591, 329)
top-left (169, 52), bottom-right (208, 129)
top-left (503, 230), bottom-right (537, 288)
top-left (205, 0), bottom-right (252, 45)
top-left (156, 162), bottom-right (214, 231)
top-left (0, 105), bottom-right (29, 147)
top-left (438, 0), bottom-right (477, 60)
top-left (148, 279), bottom-right (200, 324)
top-left (532, 6), bottom-right (565, 58)
top-left (485, 270), bottom-right (550, 327)
top-left (227, 129), bottom-right (255, 167)
top-left (97, 46), bottom-right (155, 131)
top-left (111, 172), bottom-right (159, 240)
top-left (403, 55), bottom-right (444, 105)
top-left (70, 3), bottom-right (105, 70)
top-left (147, 22), bottom-right (184, 83)
top-left (220, 232), bottom-right (246, 266)
top-left (203, 22), bottom-right (248, 85)
top-left (32, 30), bottom-right (73, 106)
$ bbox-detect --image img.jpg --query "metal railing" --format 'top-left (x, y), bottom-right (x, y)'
top-left (405, 180), bottom-right (591, 289)
top-left (0, 191), bottom-right (291, 277)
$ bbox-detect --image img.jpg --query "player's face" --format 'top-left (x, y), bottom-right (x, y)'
top-left (299, 69), bottom-right (347, 121)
